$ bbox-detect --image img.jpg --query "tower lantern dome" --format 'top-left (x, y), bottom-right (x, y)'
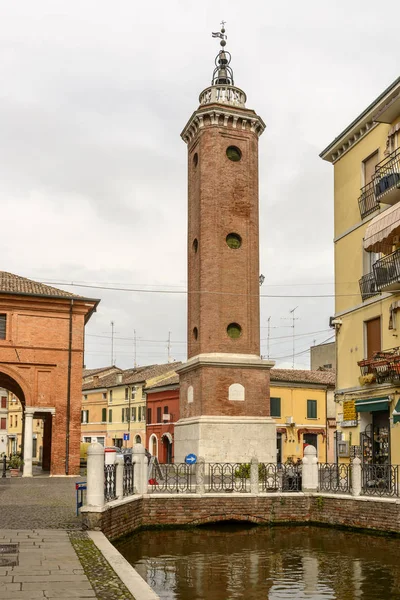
top-left (199, 25), bottom-right (247, 109)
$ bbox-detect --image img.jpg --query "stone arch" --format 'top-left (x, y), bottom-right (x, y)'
top-left (187, 514), bottom-right (265, 527)
top-left (0, 364), bottom-right (32, 408)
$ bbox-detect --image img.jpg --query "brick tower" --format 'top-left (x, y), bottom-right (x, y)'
top-left (174, 27), bottom-right (276, 463)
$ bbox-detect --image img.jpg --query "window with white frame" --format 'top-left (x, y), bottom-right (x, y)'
top-left (81, 410), bottom-right (89, 424)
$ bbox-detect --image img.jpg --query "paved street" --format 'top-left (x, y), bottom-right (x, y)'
top-left (0, 477), bottom-right (138, 599)
top-left (0, 475), bottom-right (82, 530)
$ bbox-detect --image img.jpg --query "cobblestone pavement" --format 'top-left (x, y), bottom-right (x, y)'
top-left (0, 475), bottom-right (83, 530)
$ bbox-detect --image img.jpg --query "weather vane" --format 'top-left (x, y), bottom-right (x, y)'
top-left (212, 20), bottom-right (227, 46)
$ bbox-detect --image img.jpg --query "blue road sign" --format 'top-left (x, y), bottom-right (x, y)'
top-left (185, 453), bottom-right (197, 465)
top-left (123, 433), bottom-right (130, 441)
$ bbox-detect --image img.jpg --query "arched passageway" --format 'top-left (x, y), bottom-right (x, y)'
top-left (0, 370), bottom-right (53, 477)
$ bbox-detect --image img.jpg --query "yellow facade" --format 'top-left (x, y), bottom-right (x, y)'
top-left (321, 77), bottom-right (400, 465)
top-left (105, 383), bottom-right (146, 448)
top-left (7, 393), bottom-right (44, 462)
top-left (270, 380), bottom-right (331, 464)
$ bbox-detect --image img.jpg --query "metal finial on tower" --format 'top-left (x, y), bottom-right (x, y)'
top-left (211, 22), bottom-right (234, 86)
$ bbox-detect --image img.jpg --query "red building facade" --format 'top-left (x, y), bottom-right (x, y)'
top-left (145, 375), bottom-right (179, 463)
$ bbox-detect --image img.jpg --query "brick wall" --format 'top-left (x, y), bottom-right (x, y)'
top-left (91, 493), bottom-right (400, 541)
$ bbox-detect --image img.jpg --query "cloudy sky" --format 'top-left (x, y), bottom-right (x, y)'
top-left (1, 1), bottom-right (399, 369)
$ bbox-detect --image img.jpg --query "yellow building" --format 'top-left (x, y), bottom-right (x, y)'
top-left (7, 392), bottom-right (44, 463)
top-left (270, 369), bottom-right (335, 464)
top-left (81, 363), bottom-right (181, 449)
top-left (321, 76), bottom-right (400, 465)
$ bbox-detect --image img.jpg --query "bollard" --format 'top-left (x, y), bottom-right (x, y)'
top-left (132, 444), bottom-right (147, 495)
top-left (302, 445), bottom-right (318, 492)
top-left (195, 457), bottom-right (205, 495)
top-left (115, 456), bottom-right (124, 500)
top-left (351, 457), bottom-right (362, 496)
top-left (2, 455), bottom-right (6, 478)
top-left (250, 457), bottom-right (259, 495)
top-left (86, 443), bottom-right (105, 508)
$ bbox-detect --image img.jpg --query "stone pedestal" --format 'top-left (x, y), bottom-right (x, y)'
top-left (174, 415), bottom-right (276, 463)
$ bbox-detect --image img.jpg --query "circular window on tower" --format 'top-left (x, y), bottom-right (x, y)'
top-left (226, 233), bottom-right (242, 249)
top-left (226, 146), bottom-right (242, 162)
top-left (193, 238), bottom-right (199, 253)
top-left (193, 152), bottom-right (198, 167)
top-left (227, 323), bottom-right (242, 339)
top-left (193, 327), bottom-right (198, 340)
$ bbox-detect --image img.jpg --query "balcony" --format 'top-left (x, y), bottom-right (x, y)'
top-left (358, 347), bottom-right (400, 385)
top-left (359, 272), bottom-right (380, 301)
top-left (358, 181), bottom-right (379, 219)
top-left (373, 249), bottom-right (400, 291)
top-left (375, 148), bottom-right (400, 205)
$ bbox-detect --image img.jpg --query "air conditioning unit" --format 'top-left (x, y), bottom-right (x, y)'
top-left (163, 413), bottom-right (171, 421)
top-left (286, 416), bottom-right (295, 426)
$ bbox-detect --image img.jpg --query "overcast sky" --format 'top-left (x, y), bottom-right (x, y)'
top-left (1, 1), bottom-right (399, 369)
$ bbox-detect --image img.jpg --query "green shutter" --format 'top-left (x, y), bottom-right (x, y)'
top-left (270, 397), bottom-right (281, 418)
top-left (122, 409), bottom-right (124, 422)
top-left (102, 408), bottom-right (106, 422)
top-left (109, 409), bottom-right (112, 423)
top-left (307, 400), bottom-right (317, 419)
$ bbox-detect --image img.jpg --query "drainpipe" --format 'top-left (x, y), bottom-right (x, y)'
top-left (325, 386), bottom-right (328, 463)
top-left (65, 299), bottom-right (74, 475)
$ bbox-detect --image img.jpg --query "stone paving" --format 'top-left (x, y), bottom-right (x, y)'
top-left (0, 474), bottom-right (83, 530)
top-left (0, 476), bottom-right (139, 599)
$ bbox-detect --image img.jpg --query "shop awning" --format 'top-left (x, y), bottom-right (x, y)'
top-left (363, 203), bottom-right (400, 253)
top-left (355, 396), bottom-right (390, 413)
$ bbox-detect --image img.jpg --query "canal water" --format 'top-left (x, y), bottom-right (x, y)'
top-left (116, 524), bottom-right (400, 599)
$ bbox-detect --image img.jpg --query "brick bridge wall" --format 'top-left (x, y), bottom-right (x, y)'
top-left (82, 493), bottom-right (400, 541)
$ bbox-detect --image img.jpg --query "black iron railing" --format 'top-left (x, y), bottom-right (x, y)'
top-left (149, 463), bottom-right (194, 493)
top-left (208, 463), bottom-right (249, 493)
top-left (375, 148), bottom-right (400, 202)
top-left (358, 346), bottom-right (400, 384)
top-left (104, 464), bottom-right (117, 501)
top-left (359, 272), bottom-right (380, 301)
top-left (362, 464), bottom-right (399, 497)
top-left (259, 463), bottom-right (302, 492)
top-left (123, 463), bottom-right (135, 496)
top-left (373, 249), bottom-right (400, 290)
top-left (318, 463), bottom-right (351, 494)
top-left (358, 181), bottom-right (379, 219)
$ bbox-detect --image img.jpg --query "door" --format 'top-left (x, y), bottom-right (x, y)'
top-left (303, 433), bottom-right (318, 454)
top-left (276, 433), bottom-right (282, 465)
top-left (366, 317), bottom-right (381, 359)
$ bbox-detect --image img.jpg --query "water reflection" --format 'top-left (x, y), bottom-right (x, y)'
top-left (116, 524), bottom-right (400, 599)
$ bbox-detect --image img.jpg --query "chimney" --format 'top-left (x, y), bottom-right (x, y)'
top-left (116, 373), bottom-right (123, 384)
top-left (93, 375), bottom-right (99, 386)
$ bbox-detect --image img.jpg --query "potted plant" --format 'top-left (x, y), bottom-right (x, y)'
top-left (9, 454), bottom-right (23, 477)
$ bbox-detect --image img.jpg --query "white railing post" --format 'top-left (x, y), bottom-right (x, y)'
top-left (115, 455), bottom-right (124, 500)
top-left (132, 443), bottom-right (147, 495)
top-left (250, 457), bottom-right (259, 495)
top-left (87, 443), bottom-right (105, 508)
top-left (351, 457), bottom-right (362, 496)
top-left (196, 457), bottom-right (205, 494)
top-left (302, 445), bottom-right (318, 493)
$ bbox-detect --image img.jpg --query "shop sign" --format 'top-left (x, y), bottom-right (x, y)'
top-left (343, 400), bottom-right (357, 421)
top-left (341, 419), bottom-right (358, 427)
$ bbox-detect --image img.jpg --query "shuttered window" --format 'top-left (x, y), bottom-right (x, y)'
top-left (0, 314), bottom-right (6, 340)
top-left (101, 408), bottom-right (106, 422)
top-left (157, 407), bottom-right (162, 423)
top-left (366, 317), bottom-right (381, 359)
top-left (307, 400), bottom-right (317, 419)
top-left (147, 408), bottom-right (152, 424)
top-left (363, 150), bottom-right (379, 185)
top-left (270, 397), bottom-right (281, 418)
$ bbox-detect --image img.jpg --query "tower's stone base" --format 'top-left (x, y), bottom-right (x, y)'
top-left (174, 415), bottom-right (276, 463)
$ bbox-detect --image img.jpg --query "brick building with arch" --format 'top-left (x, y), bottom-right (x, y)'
top-left (0, 271), bottom-right (99, 475)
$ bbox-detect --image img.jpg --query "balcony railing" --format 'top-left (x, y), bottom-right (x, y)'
top-left (375, 148), bottom-right (400, 205)
top-left (373, 248), bottom-right (400, 291)
top-left (359, 271), bottom-right (380, 301)
top-left (358, 181), bottom-right (379, 219)
top-left (358, 347), bottom-right (400, 384)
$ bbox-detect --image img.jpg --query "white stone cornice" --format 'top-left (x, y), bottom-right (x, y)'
top-left (181, 108), bottom-right (266, 144)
